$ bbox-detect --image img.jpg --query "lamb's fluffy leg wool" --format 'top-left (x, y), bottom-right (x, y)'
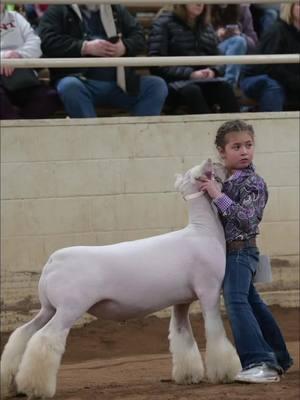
top-left (204, 309), bottom-right (241, 383)
top-left (1, 327), bottom-right (34, 398)
top-left (169, 304), bottom-right (204, 384)
top-left (1, 309), bottom-right (54, 398)
top-left (16, 330), bottom-right (67, 399)
top-left (15, 310), bottom-right (71, 399)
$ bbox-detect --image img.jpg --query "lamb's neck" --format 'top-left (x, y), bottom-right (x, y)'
top-left (187, 197), bottom-right (222, 232)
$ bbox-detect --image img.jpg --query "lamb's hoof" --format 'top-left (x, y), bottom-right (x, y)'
top-left (0, 381), bottom-right (18, 399)
top-left (173, 368), bottom-right (204, 385)
top-left (206, 358), bottom-right (242, 383)
top-left (16, 376), bottom-right (55, 400)
top-left (16, 385), bottom-right (54, 400)
top-left (175, 375), bottom-right (202, 385)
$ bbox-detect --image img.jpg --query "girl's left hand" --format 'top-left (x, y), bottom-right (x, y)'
top-left (199, 177), bottom-right (222, 199)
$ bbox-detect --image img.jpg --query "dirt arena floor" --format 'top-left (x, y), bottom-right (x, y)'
top-left (1, 306), bottom-right (299, 400)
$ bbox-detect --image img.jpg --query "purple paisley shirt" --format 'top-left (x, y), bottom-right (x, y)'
top-left (213, 164), bottom-right (268, 243)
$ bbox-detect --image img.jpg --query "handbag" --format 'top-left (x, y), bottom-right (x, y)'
top-left (253, 255), bottom-right (272, 283)
top-left (1, 68), bottom-right (40, 91)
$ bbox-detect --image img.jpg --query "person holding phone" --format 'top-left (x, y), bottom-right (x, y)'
top-left (210, 4), bottom-right (257, 87)
top-left (38, 4), bottom-right (168, 118)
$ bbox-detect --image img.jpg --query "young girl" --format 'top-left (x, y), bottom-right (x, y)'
top-left (199, 119), bottom-right (293, 383)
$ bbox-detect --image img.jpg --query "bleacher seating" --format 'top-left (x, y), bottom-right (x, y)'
top-left (36, 4), bottom-right (257, 118)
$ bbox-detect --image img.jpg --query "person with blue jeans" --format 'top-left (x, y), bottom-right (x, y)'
top-left (239, 3), bottom-right (300, 112)
top-left (199, 120), bottom-right (293, 383)
top-left (56, 74), bottom-right (166, 118)
top-left (39, 4), bottom-right (168, 118)
top-left (250, 4), bottom-right (279, 36)
top-left (211, 4), bottom-right (258, 86)
top-left (218, 35), bottom-right (247, 86)
top-left (224, 246), bottom-right (292, 375)
top-left (239, 74), bottom-right (285, 111)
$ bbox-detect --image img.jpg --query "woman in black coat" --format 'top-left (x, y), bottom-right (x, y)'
top-left (148, 3), bottom-right (239, 114)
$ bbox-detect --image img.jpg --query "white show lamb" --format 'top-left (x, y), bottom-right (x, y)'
top-left (1, 159), bottom-right (241, 399)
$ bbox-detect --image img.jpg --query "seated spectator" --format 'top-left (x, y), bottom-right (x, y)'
top-left (239, 2), bottom-right (300, 112)
top-left (38, 4), bottom-right (168, 118)
top-left (210, 4), bottom-right (257, 86)
top-left (0, 3), bottom-right (60, 119)
top-left (148, 3), bottom-right (239, 115)
top-left (24, 4), bottom-right (49, 29)
top-left (250, 4), bottom-right (279, 37)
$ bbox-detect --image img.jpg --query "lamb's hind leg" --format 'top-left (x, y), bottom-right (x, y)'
top-left (1, 307), bottom-right (55, 398)
top-left (15, 307), bottom-right (80, 399)
top-left (169, 303), bottom-right (204, 384)
top-left (201, 296), bottom-right (241, 383)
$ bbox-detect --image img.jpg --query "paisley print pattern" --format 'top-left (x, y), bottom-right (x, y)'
top-left (214, 164), bottom-right (268, 242)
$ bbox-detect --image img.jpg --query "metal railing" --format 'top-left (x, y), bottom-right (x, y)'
top-left (2, 55), bottom-right (299, 69)
top-left (1, 0), bottom-right (299, 70)
top-left (2, 0), bottom-right (295, 5)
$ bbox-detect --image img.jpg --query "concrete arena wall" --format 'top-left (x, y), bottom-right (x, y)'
top-left (1, 112), bottom-right (299, 332)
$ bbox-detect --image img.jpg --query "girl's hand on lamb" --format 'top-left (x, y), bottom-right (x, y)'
top-left (199, 177), bottom-right (222, 199)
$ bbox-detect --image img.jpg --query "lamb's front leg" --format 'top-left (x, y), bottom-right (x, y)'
top-left (202, 302), bottom-right (241, 383)
top-left (169, 304), bottom-right (204, 384)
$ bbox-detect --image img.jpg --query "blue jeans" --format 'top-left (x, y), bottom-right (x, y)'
top-left (260, 7), bottom-right (279, 34)
top-left (240, 74), bottom-right (285, 111)
top-left (56, 75), bottom-right (168, 118)
top-left (218, 35), bottom-right (247, 86)
top-left (223, 246), bottom-right (293, 373)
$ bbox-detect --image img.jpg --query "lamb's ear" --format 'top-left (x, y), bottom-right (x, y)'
top-left (213, 162), bottom-right (227, 183)
top-left (205, 158), bottom-right (214, 179)
top-left (174, 173), bottom-right (183, 190)
top-left (189, 165), bottom-right (202, 182)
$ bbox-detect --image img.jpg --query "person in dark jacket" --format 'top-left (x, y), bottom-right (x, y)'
top-left (148, 3), bottom-right (239, 114)
top-left (239, 2), bottom-right (300, 112)
top-left (210, 4), bottom-right (257, 86)
top-left (38, 4), bottom-right (168, 118)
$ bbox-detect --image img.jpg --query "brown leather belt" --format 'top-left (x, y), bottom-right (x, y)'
top-left (226, 237), bottom-right (257, 251)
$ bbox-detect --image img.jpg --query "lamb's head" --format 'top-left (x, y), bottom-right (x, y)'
top-left (175, 159), bottom-right (226, 200)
